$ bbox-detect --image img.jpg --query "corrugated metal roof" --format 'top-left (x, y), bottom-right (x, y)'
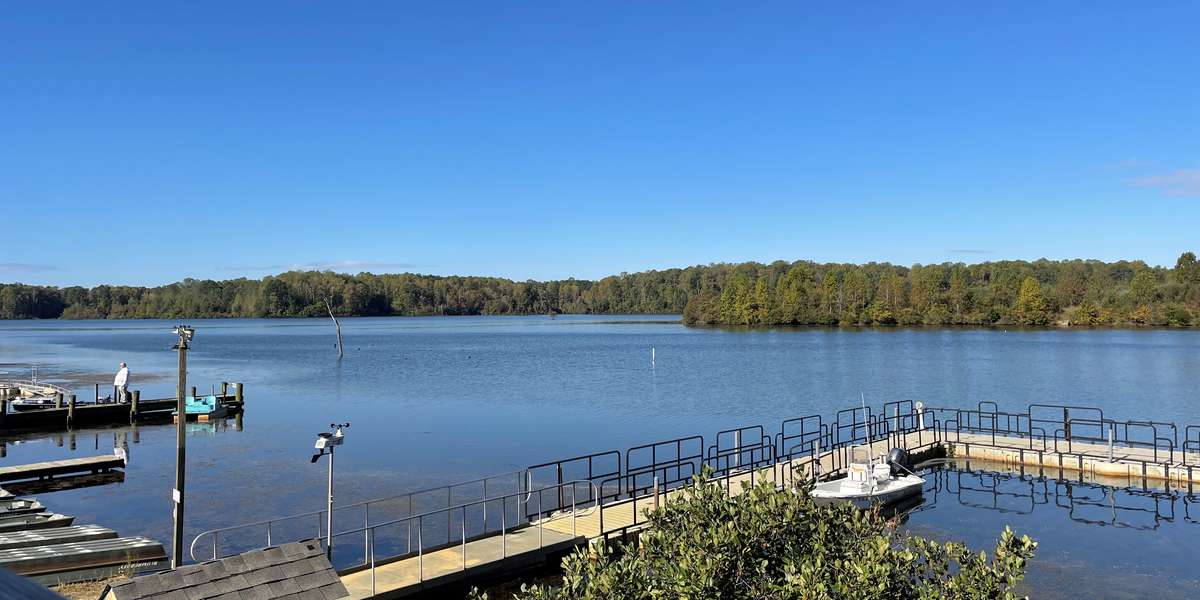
top-left (104, 540), bottom-right (347, 600)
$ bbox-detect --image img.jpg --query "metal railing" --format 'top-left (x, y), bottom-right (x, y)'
top-left (189, 469), bottom-right (529, 561)
top-left (331, 479), bottom-right (600, 596)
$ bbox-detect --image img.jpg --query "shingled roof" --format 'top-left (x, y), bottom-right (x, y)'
top-left (102, 540), bottom-right (347, 600)
top-left (0, 565), bottom-right (65, 599)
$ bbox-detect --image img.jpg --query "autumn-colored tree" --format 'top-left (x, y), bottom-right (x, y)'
top-left (1014, 277), bottom-right (1050, 326)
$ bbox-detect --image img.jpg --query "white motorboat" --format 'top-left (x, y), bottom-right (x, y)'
top-left (810, 394), bottom-right (925, 508)
top-left (810, 456), bottom-right (924, 508)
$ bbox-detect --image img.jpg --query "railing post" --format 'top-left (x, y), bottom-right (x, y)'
top-left (501, 496), bottom-right (507, 558)
top-left (653, 475), bottom-right (660, 512)
top-left (461, 509), bottom-right (467, 571)
top-left (369, 528), bottom-right (376, 596)
top-left (266, 521), bottom-right (272, 547)
top-left (557, 463), bottom-right (565, 510)
top-left (213, 531), bottom-right (219, 560)
top-left (363, 504), bottom-right (370, 565)
top-left (417, 516), bottom-right (424, 581)
top-left (1108, 422), bottom-right (1114, 463)
top-left (483, 479), bottom-right (489, 532)
top-left (734, 429), bottom-right (742, 469)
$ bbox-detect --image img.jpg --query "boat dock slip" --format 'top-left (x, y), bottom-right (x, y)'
top-left (0, 453), bottom-right (125, 483)
top-left (190, 398), bottom-right (1200, 599)
top-left (0, 382), bottom-right (243, 433)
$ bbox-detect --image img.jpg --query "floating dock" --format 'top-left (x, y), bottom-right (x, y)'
top-left (0, 453), bottom-right (126, 483)
top-left (189, 398), bottom-right (1200, 599)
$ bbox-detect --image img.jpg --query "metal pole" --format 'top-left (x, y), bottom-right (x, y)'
top-left (171, 329), bottom-right (188, 569)
top-left (327, 445), bottom-right (335, 560)
top-left (1108, 423), bottom-right (1114, 463)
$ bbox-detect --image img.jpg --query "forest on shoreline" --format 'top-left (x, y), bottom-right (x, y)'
top-left (2, 252), bottom-right (1199, 328)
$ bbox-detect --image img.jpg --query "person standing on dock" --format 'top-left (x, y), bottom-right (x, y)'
top-left (114, 362), bottom-right (130, 403)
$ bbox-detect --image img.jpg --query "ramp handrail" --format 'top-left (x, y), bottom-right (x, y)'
top-left (189, 468), bottom-right (529, 562)
top-left (333, 479), bottom-right (601, 596)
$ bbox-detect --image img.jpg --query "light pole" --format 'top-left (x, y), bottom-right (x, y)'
top-left (312, 422), bottom-right (348, 559)
top-left (171, 325), bottom-right (194, 569)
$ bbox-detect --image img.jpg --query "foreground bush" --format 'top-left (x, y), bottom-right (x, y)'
top-left (475, 474), bottom-right (1036, 599)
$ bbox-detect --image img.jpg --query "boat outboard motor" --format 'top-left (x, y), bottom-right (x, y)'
top-left (887, 447), bottom-right (914, 476)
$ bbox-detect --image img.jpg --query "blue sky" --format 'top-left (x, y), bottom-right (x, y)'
top-left (3, 2), bottom-right (1198, 287)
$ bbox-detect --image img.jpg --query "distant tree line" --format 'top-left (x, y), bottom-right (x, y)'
top-left (1, 251), bottom-right (1198, 327)
top-left (683, 252), bottom-right (1200, 328)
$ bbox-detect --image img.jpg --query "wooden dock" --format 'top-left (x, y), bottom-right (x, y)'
top-left (0, 382), bottom-right (243, 433)
top-left (0, 453), bottom-right (125, 483)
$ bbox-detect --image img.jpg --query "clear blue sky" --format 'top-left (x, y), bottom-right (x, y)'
top-left (3, 2), bottom-right (1198, 287)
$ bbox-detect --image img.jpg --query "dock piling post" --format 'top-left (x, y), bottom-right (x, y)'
top-left (131, 390), bottom-right (140, 423)
top-left (235, 383), bottom-right (244, 406)
top-left (95, 383), bottom-right (100, 404)
top-left (221, 382), bottom-right (228, 399)
top-left (56, 392), bottom-right (63, 409)
top-left (0, 397), bottom-right (6, 429)
top-left (190, 386), bottom-right (197, 400)
top-left (67, 395), bottom-right (76, 429)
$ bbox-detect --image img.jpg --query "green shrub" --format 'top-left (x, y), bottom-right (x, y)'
top-left (474, 473), bottom-right (1036, 599)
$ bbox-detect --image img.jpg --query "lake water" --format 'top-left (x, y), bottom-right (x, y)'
top-left (2, 316), bottom-right (1199, 597)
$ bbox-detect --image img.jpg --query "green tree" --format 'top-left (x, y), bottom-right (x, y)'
top-left (1130, 269), bottom-right (1158, 306)
top-left (1013, 277), bottom-right (1050, 326)
top-left (1175, 251), bottom-right (1200, 285)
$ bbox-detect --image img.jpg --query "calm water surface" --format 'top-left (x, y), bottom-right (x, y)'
top-left (1, 316), bottom-right (1198, 597)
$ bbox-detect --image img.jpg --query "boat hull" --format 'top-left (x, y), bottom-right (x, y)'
top-left (810, 474), bottom-right (925, 509)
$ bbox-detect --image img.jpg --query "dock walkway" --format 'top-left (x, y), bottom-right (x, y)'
top-left (0, 454), bottom-right (126, 483)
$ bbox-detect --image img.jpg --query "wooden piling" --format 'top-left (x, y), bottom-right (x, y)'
top-left (67, 395), bottom-right (76, 429)
top-left (95, 383), bottom-right (100, 404)
top-left (221, 382), bottom-right (228, 398)
top-left (190, 386), bottom-right (197, 400)
top-left (0, 398), bottom-right (7, 429)
top-left (130, 390), bottom-right (140, 423)
top-left (56, 392), bottom-right (63, 409)
top-left (234, 383), bottom-right (244, 405)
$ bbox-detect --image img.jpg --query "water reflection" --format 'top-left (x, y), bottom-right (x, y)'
top-left (918, 460), bottom-right (1198, 531)
top-left (905, 461), bottom-right (1200, 598)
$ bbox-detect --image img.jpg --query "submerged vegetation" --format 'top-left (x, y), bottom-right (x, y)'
top-left (473, 474), bottom-right (1037, 600)
top-left (1, 252), bottom-right (1198, 327)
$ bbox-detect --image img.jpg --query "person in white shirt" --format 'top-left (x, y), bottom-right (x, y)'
top-left (114, 362), bottom-right (130, 403)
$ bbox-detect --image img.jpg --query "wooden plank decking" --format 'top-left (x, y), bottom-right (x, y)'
top-left (0, 454), bottom-right (125, 483)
